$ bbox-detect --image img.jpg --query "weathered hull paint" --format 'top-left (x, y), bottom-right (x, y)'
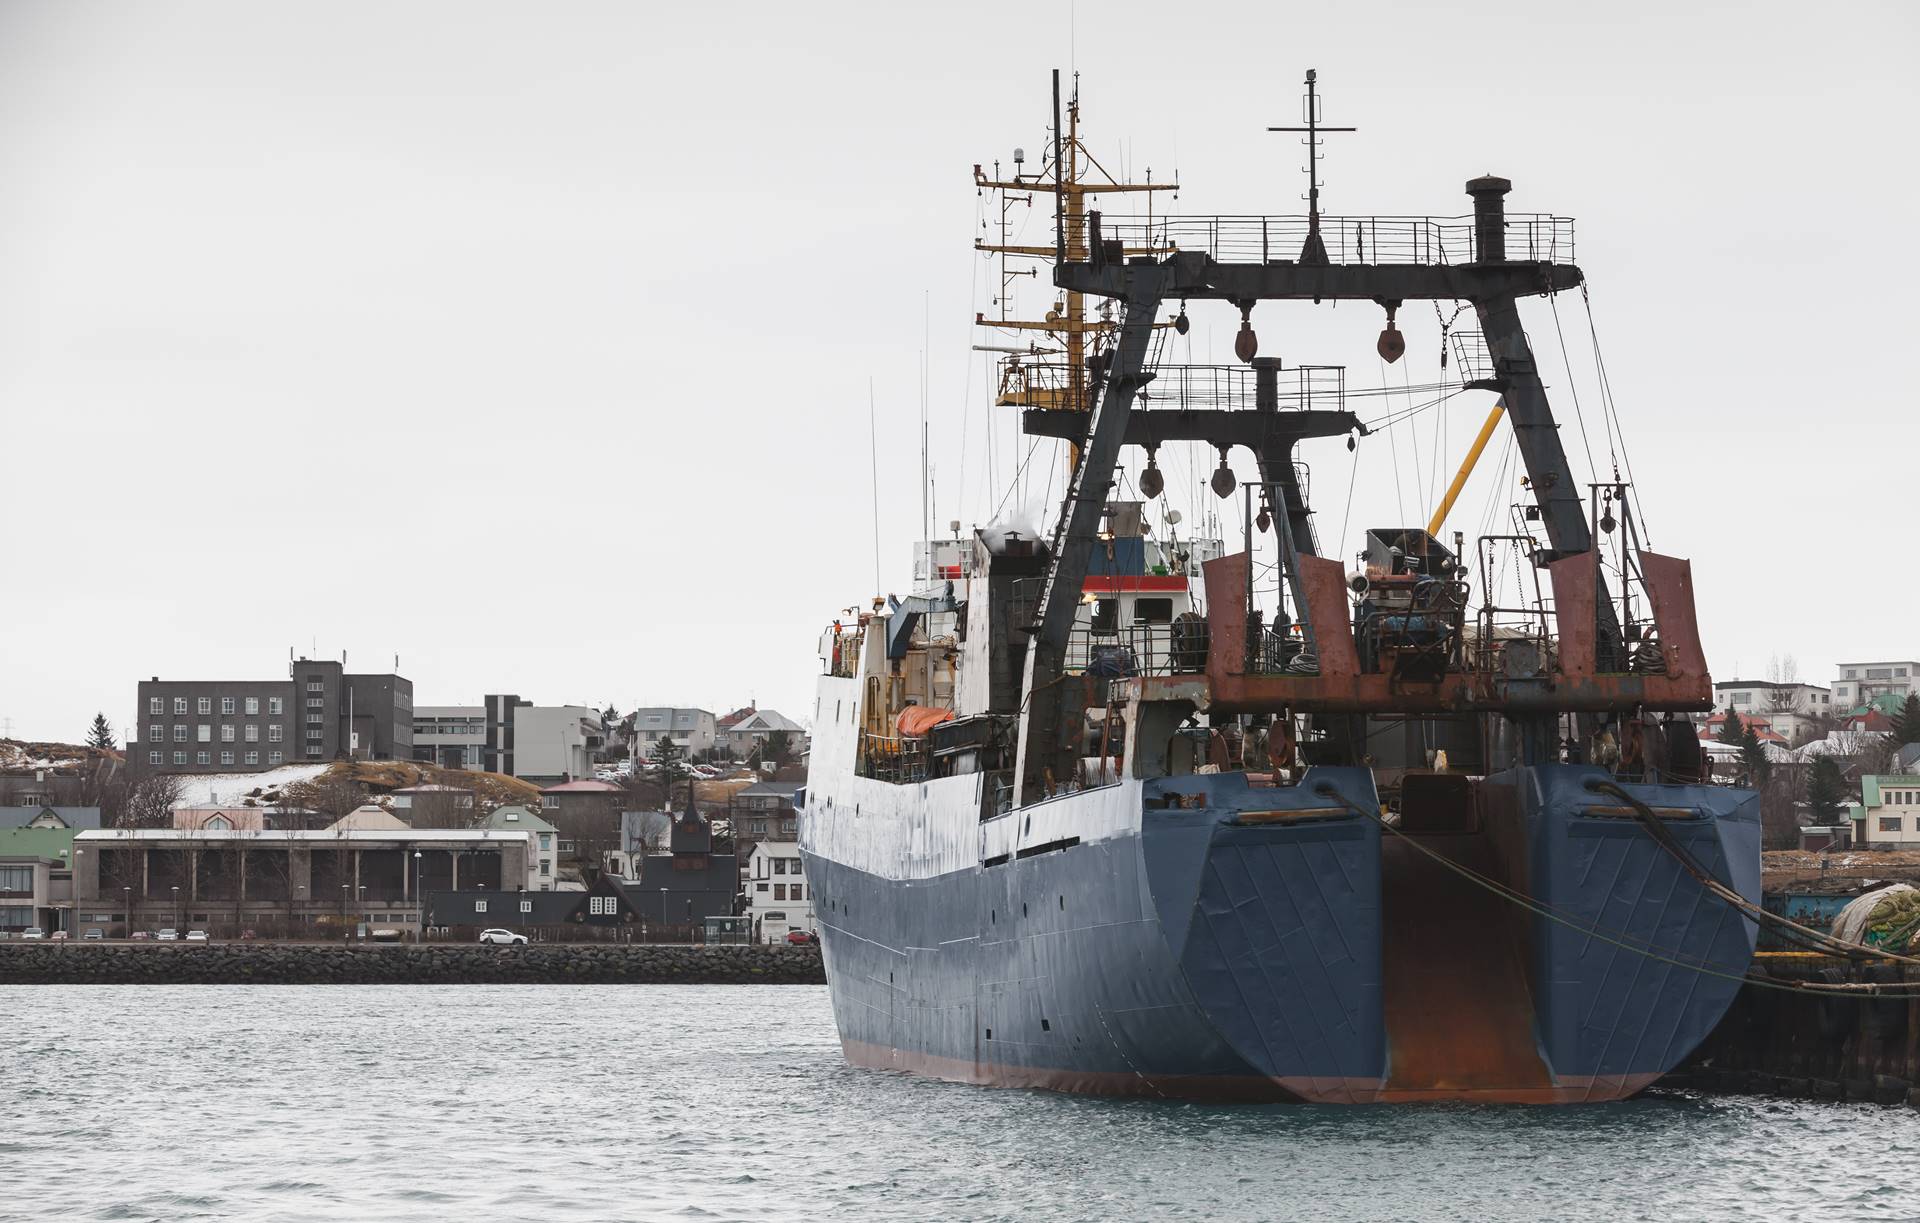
top-left (803, 676), bottom-right (1760, 1103)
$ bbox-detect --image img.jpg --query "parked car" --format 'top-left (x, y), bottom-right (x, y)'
top-left (83, 928), bottom-right (105, 941)
top-left (50, 929), bottom-right (69, 941)
top-left (477, 928), bottom-right (528, 946)
top-left (786, 929), bottom-right (818, 945)
top-left (184, 930), bottom-right (209, 943)
top-left (129, 930), bottom-right (152, 941)
top-left (156, 928), bottom-right (179, 942)
top-left (20, 927), bottom-right (45, 941)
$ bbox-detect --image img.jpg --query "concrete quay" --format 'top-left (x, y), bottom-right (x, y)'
top-left (0, 942), bottom-right (825, 985)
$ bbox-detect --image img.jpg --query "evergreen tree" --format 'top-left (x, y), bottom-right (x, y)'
top-left (765, 729), bottom-right (794, 767)
top-left (1739, 726), bottom-right (1769, 785)
top-left (1806, 755), bottom-right (1847, 824)
top-left (1891, 693), bottom-right (1920, 747)
top-left (85, 713), bottom-right (116, 751)
top-left (649, 736), bottom-right (689, 783)
top-left (1717, 710), bottom-right (1745, 745)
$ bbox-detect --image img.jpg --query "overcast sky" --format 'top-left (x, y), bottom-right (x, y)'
top-left (1, 1), bottom-right (1914, 743)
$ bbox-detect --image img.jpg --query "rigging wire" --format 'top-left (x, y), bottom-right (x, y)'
top-left (1581, 284), bottom-right (1652, 544)
top-left (1546, 291), bottom-right (1603, 489)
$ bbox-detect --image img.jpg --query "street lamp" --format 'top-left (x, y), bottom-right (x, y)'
top-left (659, 887), bottom-right (667, 943)
top-left (121, 887), bottom-right (131, 940)
top-left (67, 848), bottom-right (82, 945)
top-left (171, 884), bottom-right (180, 934)
top-left (412, 851), bottom-right (423, 943)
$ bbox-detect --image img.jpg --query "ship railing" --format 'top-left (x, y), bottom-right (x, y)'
top-left (859, 732), bottom-right (928, 785)
top-left (1063, 620), bottom-right (1209, 679)
top-left (1012, 362), bottom-right (1346, 414)
top-left (1094, 213), bottom-right (1576, 267)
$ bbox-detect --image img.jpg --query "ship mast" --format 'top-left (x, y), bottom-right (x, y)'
top-left (973, 72), bottom-right (1176, 423)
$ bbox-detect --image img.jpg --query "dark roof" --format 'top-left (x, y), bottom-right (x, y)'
top-left (0, 806), bottom-right (102, 830)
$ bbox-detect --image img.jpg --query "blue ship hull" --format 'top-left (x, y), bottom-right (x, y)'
top-left (806, 764), bottom-right (1760, 1103)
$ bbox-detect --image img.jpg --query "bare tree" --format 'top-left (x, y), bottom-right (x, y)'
top-left (1764, 654), bottom-right (1803, 724)
top-left (119, 775), bottom-right (186, 829)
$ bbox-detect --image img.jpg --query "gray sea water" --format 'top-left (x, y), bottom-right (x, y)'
top-left (2, 984), bottom-right (1917, 1223)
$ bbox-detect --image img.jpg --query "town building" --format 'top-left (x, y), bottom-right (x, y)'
top-left (630, 708), bottom-right (716, 758)
top-left (411, 697), bottom-right (606, 781)
top-left (1848, 776), bottom-right (1920, 849)
top-left (389, 784), bottom-right (476, 828)
top-left (744, 839), bottom-right (814, 943)
top-left (540, 779), bottom-right (623, 877)
top-left (72, 822), bottom-right (533, 937)
top-left (1711, 679), bottom-right (1832, 744)
top-left (425, 875), bottom-right (640, 940)
top-left (477, 804), bottom-right (560, 890)
top-left (1831, 661), bottom-right (1919, 712)
top-left (511, 705), bottom-right (606, 782)
top-left (129, 655), bottom-right (412, 777)
top-left (0, 768), bottom-right (106, 809)
top-left (409, 706), bottom-right (490, 770)
top-left (729, 780), bottom-right (800, 878)
top-left (718, 706), bottom-right (807, 760)
top-left (0, 826), bottom-right (77, 933)
top-left (172, 806), bottom-right (271, 831)
top-left (611, 809), bottom-right (739, 938)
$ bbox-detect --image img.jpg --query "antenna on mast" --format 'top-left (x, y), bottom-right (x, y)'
top-left (1267, 68), bottom-right (1355, 266)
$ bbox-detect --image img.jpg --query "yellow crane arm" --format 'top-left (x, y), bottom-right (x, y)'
top-left (1426, 400), bottom-right (1507, 537)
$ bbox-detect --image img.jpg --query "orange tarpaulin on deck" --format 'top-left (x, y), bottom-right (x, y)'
top-left (895, 706), bottom-right (955, 737)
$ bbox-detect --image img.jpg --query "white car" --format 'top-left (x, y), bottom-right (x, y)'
top-left (156, 928), bottom-right (179, 941)
top-left (478, 928), bottom-right (527, 946)
top-left (185, 930), bottom-right (209, 943)
top-left (20, 927), bottom-right (45, 941)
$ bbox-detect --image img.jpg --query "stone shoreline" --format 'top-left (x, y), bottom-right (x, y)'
top-left (0, 943), bottom-right (825, 985)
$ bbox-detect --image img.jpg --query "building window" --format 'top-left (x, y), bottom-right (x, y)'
top-left (774, 884), bottom-right (787, 901)
top-left (520, 900), bottom-right (533, 913)
top-left (245, 725), bottom-right (258, 743)
top-left (307, 698), bottom-right (324, 708)
top-left (244, 751), bottom-right (258, 765)
top-left (307, 731), bottom-right (323, 742)
top-left (1881, 817), bottom-right (1902, 833)
top-left (268, 725), bottom-right (283, 742)
top-left (221, 697), bottom-right (235, 715)
top-left (792, 885), bottom-right (804, 901)
top-left (197, 725), bottom-right (211, 743)
top-left (268, 697), bottom-right (283, 715)
top-left (475, 900), bottom-right (487, 913)
top-left (197, 697), bottom-right (211, 715)
top-left (245, 696), bottom-right (259, 715)
top-left (756, 882), bottom-right (768, 892)
top-left (148, 696), bottom-right (163, 714)
top-left (173, 751), bottom-right (186, 765)
top-left (149, 751), bottom-right (162, 765)
top-left (148, 723), bottom-right (162, 742)
top-left (269, 751), bottom-right (283, 764)
top-left (539, 860), bottom-right (550, 876)
top-left (220, 752), bottom-right (234, 765)
top-left (307, 679), bottom-right (324, 692)
top-left (538, 833), bottom-right (551, 850)
top-left (173, 726), bottom-right (188, 743)
top-left (220, 725), bottom-right (235, 743)
top-left (174, 697), bottom-right (188, 714)
top-left (1900, 668), bottom-right (1910, 678)
top-left (306, 750), bottom-right (322, 758)
top-left (196, 751), bottom-right (210, 765)
top-left (307, 713), bottom-right (324, 724)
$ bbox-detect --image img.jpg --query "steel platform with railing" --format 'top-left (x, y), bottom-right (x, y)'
top-left (1094, 213), bottom-right (1576, 267)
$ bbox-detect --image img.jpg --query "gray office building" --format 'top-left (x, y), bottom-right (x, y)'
top-left (131, 656), bottom-right (412, 776)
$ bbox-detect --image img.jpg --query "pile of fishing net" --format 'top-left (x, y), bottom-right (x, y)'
top-left (1830, 883), bottom-right (1920, 952)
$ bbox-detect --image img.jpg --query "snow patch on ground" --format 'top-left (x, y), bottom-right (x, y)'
top-left (171, 764), bottom-right (334, 808)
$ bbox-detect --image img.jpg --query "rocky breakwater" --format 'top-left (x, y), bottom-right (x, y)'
top-left (0, 943), bottom-right (826, 985)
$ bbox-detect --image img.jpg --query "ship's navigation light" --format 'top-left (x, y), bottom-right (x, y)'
top-left (1234, 302), bottom-right (1259, 363)
top-left (1377, 301), bottom-right (1405, 364)
top-left (1211, 448), bottom-right (1237, 498)
top-left (1139, 448), bottom-right (1165, 499)
top-left (1014, 146), bottom-right (1026, 166)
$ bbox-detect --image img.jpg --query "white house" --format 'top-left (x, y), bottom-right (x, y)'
top-left (1832, 661), bottom-right (1920, 712)
top-left (631, 708), bottom-right (716, 758)
top-left (745, 840), bottom-right (814, 943)
top-left (1710, 679), bottom-right (1832, 745)
top-left (1849, 776), bottom-right (1920, 849)
top-left (721, 707), bottom-right (806, 758)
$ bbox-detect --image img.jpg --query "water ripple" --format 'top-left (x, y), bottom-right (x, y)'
top-left (1, 984), bottom-right (1916, 1222)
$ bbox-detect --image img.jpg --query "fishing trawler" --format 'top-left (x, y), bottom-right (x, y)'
top-left (800, 72), bottom-right (1759, 1103)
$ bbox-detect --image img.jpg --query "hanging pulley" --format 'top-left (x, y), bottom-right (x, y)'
top-left (1376, 300), bottom-right (1405, 364)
